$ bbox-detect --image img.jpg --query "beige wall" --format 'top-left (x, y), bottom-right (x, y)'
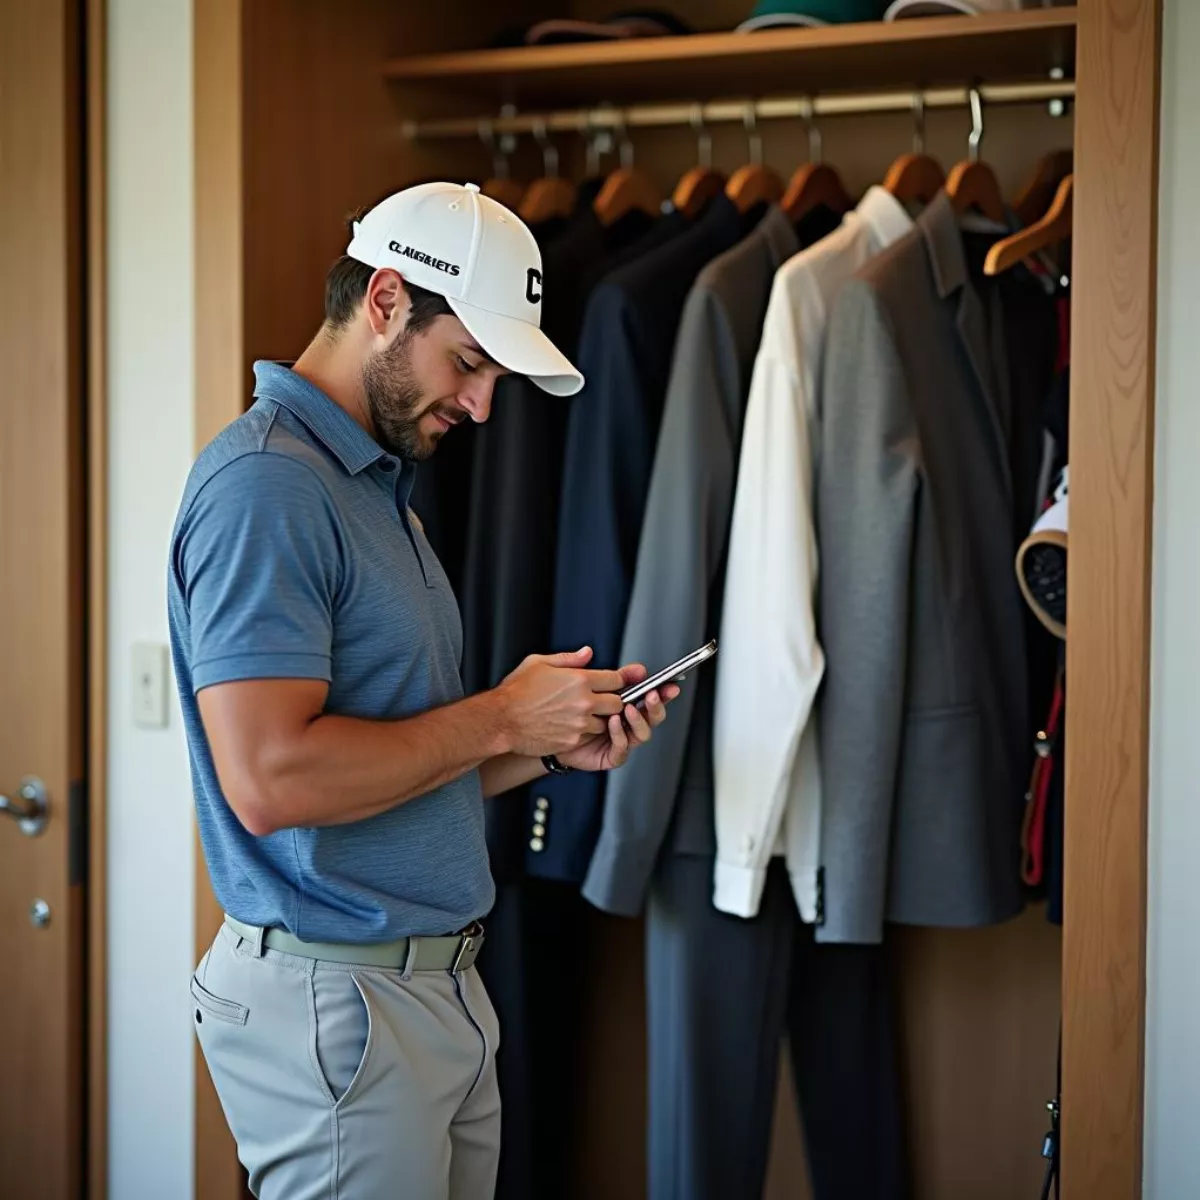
top-left (106, 0), bottom-right (196, 1195)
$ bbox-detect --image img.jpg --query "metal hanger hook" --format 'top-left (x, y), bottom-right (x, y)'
top-left (615, 109), bottom-right (634, 169)
top-left (799, 96), bottom-right (822, 165)
top-left (533, 118), bottom-right (559, 178)
top-left (691, 104), bottom-right (713, 170)
top-left (968, 86), bottom-right (985, 164)
top-left (478, 117), bottom-right (509, 179)
top-left (911, 91), bottom-right (926, 155)
top-left (584, 111), bottom-right (602, 177)
top-left (743, 102), bottom-right (763, 167)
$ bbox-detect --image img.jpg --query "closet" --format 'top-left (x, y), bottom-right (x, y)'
top-left (192, 3), bottom-right (1158, 1199)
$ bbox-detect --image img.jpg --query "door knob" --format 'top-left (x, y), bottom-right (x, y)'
top-left (0, 777), bottom-right (49, 837)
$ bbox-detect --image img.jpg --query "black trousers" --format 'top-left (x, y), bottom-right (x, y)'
top-left (646, 854), bottom-right (908, 1200)
top-left (477, 878), bottom-right (591, 1200)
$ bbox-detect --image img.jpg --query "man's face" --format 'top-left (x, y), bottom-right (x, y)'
top-left (361, 312), bottom-right (507, 462)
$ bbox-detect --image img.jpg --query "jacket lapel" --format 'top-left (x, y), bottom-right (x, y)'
top-left (920, 194), bottom-right (1012, 500)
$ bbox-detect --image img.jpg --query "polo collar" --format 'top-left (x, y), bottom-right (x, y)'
top-left (252, 360), bottom-right (388, 476)
top-left (918, 191), bottom-right (969, 301)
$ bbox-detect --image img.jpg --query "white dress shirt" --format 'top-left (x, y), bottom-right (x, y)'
top-left (712, 186), bottom-right (915, 920)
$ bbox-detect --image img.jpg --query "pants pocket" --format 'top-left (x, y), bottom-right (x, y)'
top-left (190, 972), bottom-right (250, 1027)
top-left (310, 969), bottom-right (374, 1108)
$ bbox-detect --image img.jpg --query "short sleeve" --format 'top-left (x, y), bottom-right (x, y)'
top-left (174, 452), bottom-right (341, 692)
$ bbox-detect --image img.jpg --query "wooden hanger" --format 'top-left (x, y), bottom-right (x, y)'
top-left (726, 163), bottom-right (784, 213)
top-left (945, 87), bottom-right (1005, 223)
top-left (593, 113), bottom-right (663, 226)
top-left (985, 174), bottom-right (1073, 276)
top-left (519, 176), bottom-right (575, 224)
top-left (672, 107), bottom-right (726, 219)
top-left (783, 163), bottom-right (851, 223)
top-left (782, 100), bottom-right (850, 222)
top-left (518, 120), bottom-right (576, 224)
top-left (482, 177), bottom-right (526, 212)
top-left (884, 153), bottom-right (946, 207)
top-left (726, 103), bottom-right (783, 213)
top-left (884, 94), bottom-right (945, 208)
top-left (593, 164), bottom-right (661, 226)
top-left (1013, 148), bottom-right (1073, 227)
top-left (673, 166), bottom-right (727, 219)
top-left (946, 159), bottom-right (1006, 222)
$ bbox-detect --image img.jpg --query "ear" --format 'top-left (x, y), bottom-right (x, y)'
top-left (364, 268), bottom-right (408, 338)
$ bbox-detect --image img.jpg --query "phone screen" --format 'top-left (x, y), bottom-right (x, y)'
top-left (619, 640), bottom-right (718, 706)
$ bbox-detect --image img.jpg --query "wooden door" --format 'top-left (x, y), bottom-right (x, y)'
top-left (0, 0), bottom-right (89, 1195)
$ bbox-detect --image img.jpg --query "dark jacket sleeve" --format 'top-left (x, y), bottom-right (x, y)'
top-left (532, 281), bottom-right (664, 882)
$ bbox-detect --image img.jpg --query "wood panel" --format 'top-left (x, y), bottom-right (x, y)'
top-left (192, 5), bottom-right (248, 1192)
top-left (1063, 0), bottom-right (1161, 1197)
top-left (0, 0), bottom-right (88, 1194)
top-left (87, 0), bottom-right (108, 1194)
top-left (383, 8), bottom-right (1078, 106)
top-left (891, 917), bottom-right (1063, 1200)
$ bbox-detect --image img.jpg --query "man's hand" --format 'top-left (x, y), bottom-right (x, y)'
top-left (556, 662), bottom-right (679, 773)
top-left (493, 647), bottom-right (627, 758)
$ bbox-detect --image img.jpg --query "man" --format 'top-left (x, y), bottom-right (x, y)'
top-left (169, 181), bottom-right (675, 1199)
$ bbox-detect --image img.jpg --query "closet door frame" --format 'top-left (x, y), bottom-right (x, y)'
top-left (1064, 0), bottom-right (1161, 1195)
top-left (190, 2), bottom-right (1163, 1198)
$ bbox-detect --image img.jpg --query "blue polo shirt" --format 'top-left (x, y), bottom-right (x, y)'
top-left (167, 361), bottom-right (494, 942)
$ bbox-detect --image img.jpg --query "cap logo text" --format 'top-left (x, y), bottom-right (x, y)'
top-left (526, 267), bottom-right (543, 305)
top-left (387, 240), bottom-right (461, 276)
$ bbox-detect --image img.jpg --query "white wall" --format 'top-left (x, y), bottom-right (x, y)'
top-left (106, 0), bottom-right (196, 1196)
top-left (1145, 0), bottom-right (1200, 1194)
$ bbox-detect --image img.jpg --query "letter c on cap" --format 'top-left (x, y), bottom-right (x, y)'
top-left (526, 268), bottom-right (543, 305)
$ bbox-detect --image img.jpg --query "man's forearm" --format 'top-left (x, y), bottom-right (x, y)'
top-left (250, 690), bottom-right (513, 832)
top-left (479, 752), bottom-right (549, 799)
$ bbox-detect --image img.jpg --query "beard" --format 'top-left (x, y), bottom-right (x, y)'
top-left (361, 329), bottom-right (450, 462)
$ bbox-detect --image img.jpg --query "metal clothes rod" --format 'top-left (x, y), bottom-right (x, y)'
top-left (401, 80), bottom-right (1075, 139)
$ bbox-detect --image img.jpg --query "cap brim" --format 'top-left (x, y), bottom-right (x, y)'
top-left (884, 0), bottom-right (977, 17)
top-left (736, 14), bottom-right (827, 31)
top-left (447, 297), bottom-right (584, 396)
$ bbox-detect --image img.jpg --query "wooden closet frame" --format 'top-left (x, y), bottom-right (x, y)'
top-left (189, 2), bottom-right (1161, 1197)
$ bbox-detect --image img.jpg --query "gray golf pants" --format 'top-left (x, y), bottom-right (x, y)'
top-left (191, 923), bottom-right (501, 1199)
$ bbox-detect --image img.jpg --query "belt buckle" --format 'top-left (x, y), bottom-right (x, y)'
top-left (451, 921), bottom-right (484, 974)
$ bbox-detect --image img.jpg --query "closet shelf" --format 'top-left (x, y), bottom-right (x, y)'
top-left (383, 8), bottom-right (1077, 106)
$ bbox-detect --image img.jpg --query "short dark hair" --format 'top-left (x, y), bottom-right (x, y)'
top-left (323, 253), bottom-right (452, 335)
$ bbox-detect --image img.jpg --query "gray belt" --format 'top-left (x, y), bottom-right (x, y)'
top-left (224, 915), bottom-right (484, 974)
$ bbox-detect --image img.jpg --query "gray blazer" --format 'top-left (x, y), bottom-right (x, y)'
top-left (581, 206), bottom-right (803, 916)
top-left (815, 193), bottom-right (1055, 944)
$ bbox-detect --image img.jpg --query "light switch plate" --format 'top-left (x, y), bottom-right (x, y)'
top-left (132, 642), bottom-right (169, 729)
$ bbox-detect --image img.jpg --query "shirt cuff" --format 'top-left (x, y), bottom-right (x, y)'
top-left (581, 831), bottom-right (657, 917)
top-left (712, 860), bottom-right (769, 918)
top-left (192, 651), bottom-right (332, 691)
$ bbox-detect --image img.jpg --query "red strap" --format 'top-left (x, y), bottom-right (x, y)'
top-left (1021, 670), bottom-right (1065, 887)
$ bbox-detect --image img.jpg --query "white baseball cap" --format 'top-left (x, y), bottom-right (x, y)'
top-left (346, 181), bottom-right (584, 396)
top-left (885, 0), bottom-right (1023, 17)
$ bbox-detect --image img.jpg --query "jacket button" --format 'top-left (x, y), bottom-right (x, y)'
top-left (535, 797), bottom-right (550, 812)
top-left (742, 835), bottom-right (755, 853)
top-left (530, 837), bottom-right (545, 852)
top-left (533, 824), bottom-right (546, 838)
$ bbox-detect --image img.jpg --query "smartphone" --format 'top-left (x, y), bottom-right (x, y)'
top-left (619, 640), bottom-right (718, 707)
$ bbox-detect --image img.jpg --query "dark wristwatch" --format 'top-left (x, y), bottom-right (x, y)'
top-left (542, 754), bottom-right (573, 776)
